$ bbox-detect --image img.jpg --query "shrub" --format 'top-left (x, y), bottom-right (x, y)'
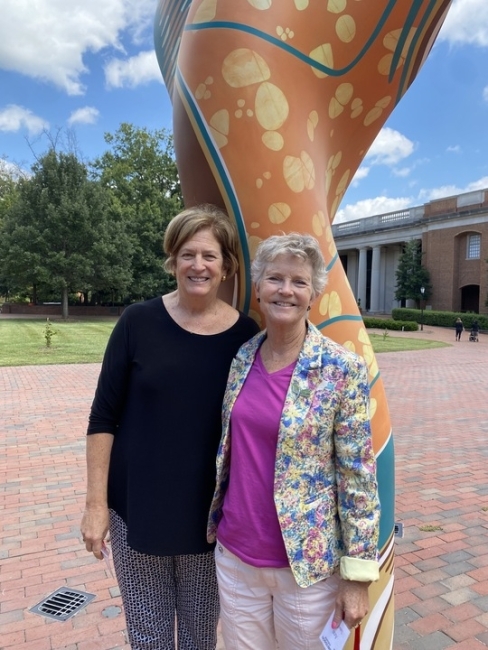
top-left (392, 308), bottom-right (488, 330)
top-left (44, 318), bottom-right (57, 348)
top-left (363, 317), bottom-right (418, 331)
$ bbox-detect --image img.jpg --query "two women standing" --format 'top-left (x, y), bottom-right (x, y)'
top-left (82, 208), bottom-right (380, 650)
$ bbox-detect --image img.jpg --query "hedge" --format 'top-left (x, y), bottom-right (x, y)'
top-left (392, 308), bottom-right (488, 330)
top-left (363, 317), bottom-right (418, 332)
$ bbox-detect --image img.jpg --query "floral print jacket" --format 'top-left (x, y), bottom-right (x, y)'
top-left (207, 322), bottom-right (380, 588)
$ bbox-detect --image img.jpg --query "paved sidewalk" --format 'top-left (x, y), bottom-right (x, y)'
top-left (383, 329), bottom-right (488, 649)
top-left (0, 327), bottom-right (487, 649)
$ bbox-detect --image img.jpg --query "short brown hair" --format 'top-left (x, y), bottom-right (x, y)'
top-left (163, 204), bottom-right (239, 277)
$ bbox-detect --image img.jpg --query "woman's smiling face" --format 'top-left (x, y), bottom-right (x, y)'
top-left (255, 253), bottom-right (314, 328)
top-left (175, 228), bottom-right (226, 301)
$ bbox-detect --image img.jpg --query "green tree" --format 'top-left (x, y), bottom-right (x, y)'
top-left (0, 167), bottom-right (20, 219)
top-left (0, 149), bottom-right (133, 318)
top-left (0, 165), bottom-right (22, 299)
top-left (92, 123), bottom-right (182, 300)
top-left (395, 239), bottom-right (432, 307)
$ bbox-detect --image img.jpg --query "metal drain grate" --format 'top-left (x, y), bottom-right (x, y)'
top-left (30, 587), bottom-right (96, 621)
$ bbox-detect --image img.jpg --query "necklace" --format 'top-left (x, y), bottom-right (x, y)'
top-left (260, 338), bottom-right (302, 373)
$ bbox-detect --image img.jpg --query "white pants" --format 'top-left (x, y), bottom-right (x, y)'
top-left (215, 542), bottom-right (340, 650)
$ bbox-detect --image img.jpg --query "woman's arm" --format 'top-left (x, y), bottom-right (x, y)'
top-left (334, 358), bottom-right (380, 572)
top-left (80, 433), bottom-right (114, 560)
top-left (331, 355), bottom-right (380, 629)
top-left (81, 309), bottom-right (132, 558)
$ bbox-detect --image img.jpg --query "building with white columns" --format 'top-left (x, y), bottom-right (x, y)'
top-left (333, 188), bottom-right (488, 315)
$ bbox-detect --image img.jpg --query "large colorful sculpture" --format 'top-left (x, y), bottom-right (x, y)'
top-left (154, 1), bottom-right (451, 647)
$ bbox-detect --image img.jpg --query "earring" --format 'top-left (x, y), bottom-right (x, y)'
top-left (257, 298), bottom-right (261, 303)
top-left (307, 305), bottom-right (311, 311)
top-left (221, 275), bottom-right (226, 282)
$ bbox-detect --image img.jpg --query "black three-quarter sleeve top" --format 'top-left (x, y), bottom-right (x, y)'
top-left (87, 297), bottom-right (259, 556)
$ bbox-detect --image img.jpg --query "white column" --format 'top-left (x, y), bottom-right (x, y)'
top-left (391, 245), bottom-right (403, 309)
top-left (346, 251), bottom-right (358, 297)
top-left (370, 246), bottom-right (382, 313)
top-left (379, 246), bottom-right (387, 312)
top-left (357, 247), bottom-right (368, 310)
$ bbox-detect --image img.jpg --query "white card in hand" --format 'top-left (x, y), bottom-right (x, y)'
top-left (319, 611), bottom-right (351, 650)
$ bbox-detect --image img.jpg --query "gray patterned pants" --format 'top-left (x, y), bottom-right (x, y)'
top-left (109, 510), bottom-right (219, 650)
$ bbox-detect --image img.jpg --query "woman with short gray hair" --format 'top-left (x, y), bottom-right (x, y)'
top-left (208, 232), bottom-right (380, 649)
top-left (251, 232), bottom-right (328, 299)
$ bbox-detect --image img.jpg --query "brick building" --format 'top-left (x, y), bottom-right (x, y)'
top-left (333, 188), bottom-right (488, 315)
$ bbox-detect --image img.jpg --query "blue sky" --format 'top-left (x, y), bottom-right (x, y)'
top-left (1, 0), bottom-right (487, 223)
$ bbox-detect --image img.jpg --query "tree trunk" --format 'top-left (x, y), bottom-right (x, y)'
top-left (62, 286), bottom-right (69, 320)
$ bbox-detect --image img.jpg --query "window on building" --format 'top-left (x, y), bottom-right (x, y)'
top-left (467, 233), bottom-right (481, 259)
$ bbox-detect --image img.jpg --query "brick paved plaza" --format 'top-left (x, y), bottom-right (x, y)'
top-left (1, 325), bottom-right (487, 649)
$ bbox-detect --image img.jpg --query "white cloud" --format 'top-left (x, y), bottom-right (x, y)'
top-left (336, 175), bottom-right (488, 224)
top-left (483, 86), bottom-right (488, 102)
top-left (105, 50), bottom-right (162, 89)
top-left (393, 167), bottom-right (412, 178)
top-left (419, 176), bottom-right (488, 201)
top-left (0, 158), bottom-right (13, 174)
top-left (446, 145), bottom-right (461, 153)
top-left (335, 196), bottom-right (414, 224)
top-left (365, 127), bottom-right (415, 166)
top-left (0, 0), bottom-right (156, 95)
top-left (68, 107), bottom-right (100, 126)
top-left (467, 176), bottom-right (488, 190)
top-left (439, 0), bottom-right (488, 47)
top-left (0, 104), bottom-right (48, 135)
top-left (419, 184), bottom-right (462, 201)
top-left (349, 128), bottom-right (415, 187)
top-left (350, 166), bottom-right (370, 187)
top-left (0, 158), bottom-right (28, 180)
top-left (336, 176), bottom-right (488, 224)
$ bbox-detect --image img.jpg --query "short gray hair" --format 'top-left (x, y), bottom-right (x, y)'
top-left (251, 233), bottom-right (328, 299)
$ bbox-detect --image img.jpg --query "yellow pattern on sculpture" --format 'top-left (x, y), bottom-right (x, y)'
top-left (310, 43), bottom-right (334, 78)
top-left (254, 82), bottom-right (289, 130)
top-left (268, 202), bottom-right (291, 225)
top-left (336, 15), bottom-right (356, 43)
top-left (327, 0), bottom-right (347, 14)
top-left (222, 49), bottom-right (270, 87)
top-left (193, 0), bottom-right (217, 23)
top-left (283, 152), bottom-right (315, 193)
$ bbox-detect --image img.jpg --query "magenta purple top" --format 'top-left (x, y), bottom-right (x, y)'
top-left (218, 350), bottom-right (296, 567)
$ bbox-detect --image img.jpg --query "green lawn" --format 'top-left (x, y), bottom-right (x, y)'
top-left (369, 332), bottom-right (449, 353)
top-left (0, 319), bottom-right (117, 366)
top-left (0, 318), bottom-right (449, 367)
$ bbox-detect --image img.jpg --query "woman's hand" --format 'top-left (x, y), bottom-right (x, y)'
top-left (81, 433), bottom-right (114, 559)
top-left (332, 579), bottom-right (370, 630)
top-left (80, 504), bottom-right (109, 560)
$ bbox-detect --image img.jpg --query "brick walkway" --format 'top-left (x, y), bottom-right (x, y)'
top-left (0, 326), bottom-right (487, 649)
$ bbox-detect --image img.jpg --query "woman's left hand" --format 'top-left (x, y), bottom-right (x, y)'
top-left (332, 579), bottom-right (370, 630)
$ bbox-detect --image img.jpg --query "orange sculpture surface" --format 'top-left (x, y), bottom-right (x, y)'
top-left (155, 2), bottom-right (451, 647)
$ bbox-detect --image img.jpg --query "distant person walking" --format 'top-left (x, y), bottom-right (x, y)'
top-left (455, 317), bottom-right (464, 341)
